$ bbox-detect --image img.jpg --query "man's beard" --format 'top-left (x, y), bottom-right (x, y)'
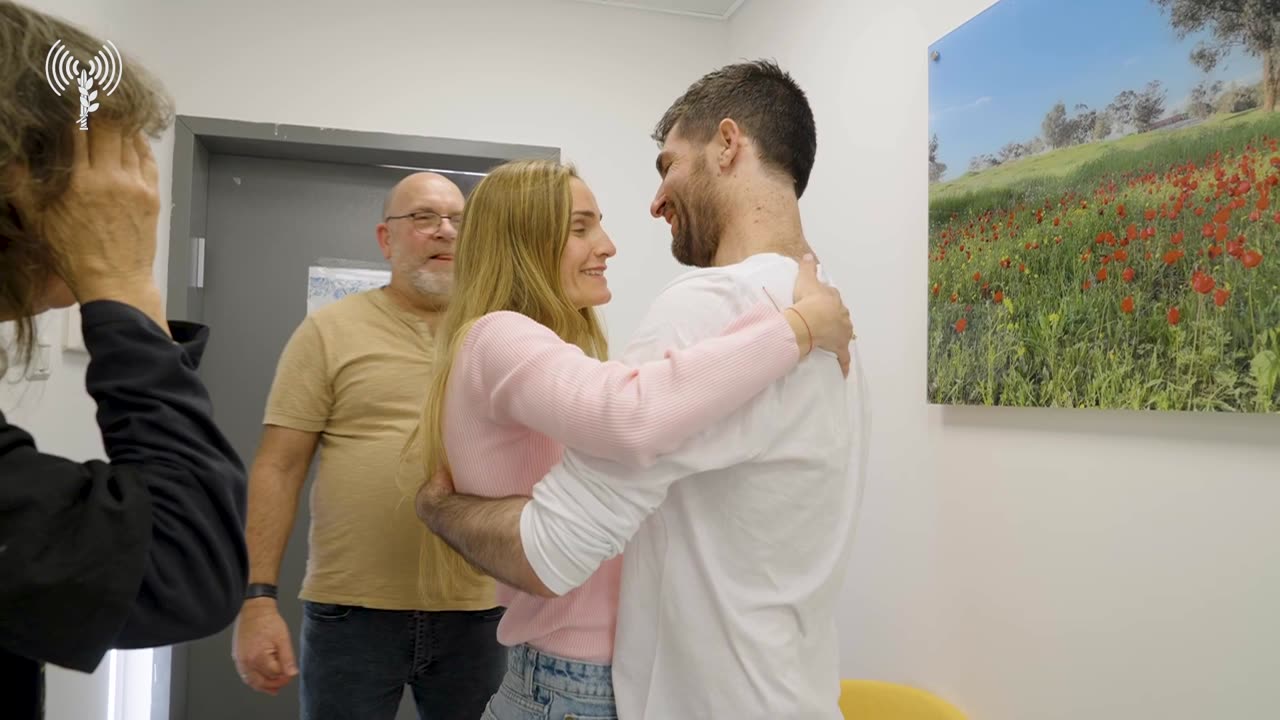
top-left (392, 248), bottom-right (452, 300)
top-left (670, 159), bottom-right (727, 268)
top-left (409, 265), bottom-right (452, 297)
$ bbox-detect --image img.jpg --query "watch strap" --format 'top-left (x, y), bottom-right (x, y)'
top-left (245, 583), bottom-right (278, 600)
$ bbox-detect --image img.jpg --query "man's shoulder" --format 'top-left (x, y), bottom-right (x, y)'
top-left (653, 253), bottom-right (800, 314)
top-left (624, 254), bottom-right (798, 357)
top-left (294, 290), bottom-right (396, 345)
top-left (306, 289), bottom-right (382, 326)
top-left (278, 291), bottom-right (391, 368)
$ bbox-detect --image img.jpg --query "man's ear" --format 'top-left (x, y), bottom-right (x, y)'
top-left (715, 118), bottom-right (744, 171)
top-left (375, 223), bottom-right (394, 260)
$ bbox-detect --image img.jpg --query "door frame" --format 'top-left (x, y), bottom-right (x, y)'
top-left (165, 115), bottom-right (561, 323)
top-left (160, 116), bottom-right (559, 720)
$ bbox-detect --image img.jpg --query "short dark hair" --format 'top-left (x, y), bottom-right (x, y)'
top-left (652, 59), bottom-right (817, 198)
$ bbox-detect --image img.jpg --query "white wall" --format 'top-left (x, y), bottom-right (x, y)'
top-left (101, 0), bottom-right (729, 347)
top-left (730, 1), bottom-right (1280, 719)
top-left (13, 0), bottom-right (729, 718)
top-left (23, 0), bottom-right (1280, 718)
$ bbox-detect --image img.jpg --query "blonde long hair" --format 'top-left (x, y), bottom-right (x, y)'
top-left (397, 159), bottom-right (609, 600)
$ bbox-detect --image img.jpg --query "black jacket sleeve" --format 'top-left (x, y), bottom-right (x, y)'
top-left (0, 300), bottom-right (248, 673)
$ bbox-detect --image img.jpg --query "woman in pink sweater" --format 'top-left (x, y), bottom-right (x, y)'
top-left (399, 160), bottom-right (850, 720)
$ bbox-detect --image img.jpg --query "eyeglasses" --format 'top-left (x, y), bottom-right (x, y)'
top-left (384, 210), bottom-right (464, 234)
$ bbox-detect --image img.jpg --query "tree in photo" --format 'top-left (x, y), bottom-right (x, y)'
top-left (1067, 104), bottom-right (1100, 144)
top-left (969, 153), bottom-right (1000, 172)
top-left (1133, 80), bottom-right (1168, 131)
top-left (1092, 110), bottom-right (1114, 140)
top-left (1188, 78), bottom-right (1224, 118)
top-left (1108, 89), bottom-right (1139, 132)
top-left (998, 140), bottom-right (1034, 164)
top-left (929, 134), bottom-right (948, 183)
top-left (1043, 102), bottom-right (1100, 148)
top-left (1041, 102), bottom-right (1070, 148)
top-left (1216, 80), bottom-right (1262, 113)
top-left (1156, 0), bottom-right (1280, 112)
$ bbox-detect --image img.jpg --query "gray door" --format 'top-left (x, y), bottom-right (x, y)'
top-left (177, 152), bottom-right (480, 720)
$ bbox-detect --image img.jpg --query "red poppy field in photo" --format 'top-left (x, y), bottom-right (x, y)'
top-left (928, 0), bottom-right (1280, 412)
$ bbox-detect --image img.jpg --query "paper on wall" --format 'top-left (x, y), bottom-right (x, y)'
top-left (307, 259), bottom-right (391, 315)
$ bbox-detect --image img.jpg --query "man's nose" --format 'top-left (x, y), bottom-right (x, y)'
top-left (650, 193), bottom-right (667, 219)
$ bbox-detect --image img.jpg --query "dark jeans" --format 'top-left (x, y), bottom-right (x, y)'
top-left (300, 601), bottom-right (506, 720)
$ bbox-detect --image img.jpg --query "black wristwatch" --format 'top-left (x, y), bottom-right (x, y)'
top-left (245, 583), bottom-right (278, 600)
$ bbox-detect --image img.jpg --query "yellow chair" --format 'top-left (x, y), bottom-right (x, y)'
top-left (838, 679), bottom-right (967, 719)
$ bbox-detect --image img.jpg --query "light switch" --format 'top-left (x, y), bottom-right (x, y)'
top-left (63, 306), bottom-right (86, 352)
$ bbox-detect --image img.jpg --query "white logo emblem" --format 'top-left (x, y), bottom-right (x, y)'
top-left (45, 39), bottom-right (124, 130)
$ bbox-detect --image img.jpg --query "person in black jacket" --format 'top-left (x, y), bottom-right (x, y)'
top-left (0, 3), bottom-right (249, 717)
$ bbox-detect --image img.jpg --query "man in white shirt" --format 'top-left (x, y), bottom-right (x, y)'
top-left (415, 60), bottom-right (861, 719)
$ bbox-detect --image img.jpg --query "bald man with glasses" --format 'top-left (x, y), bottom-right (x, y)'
top-left (231, 173), bottom-right (505, 720)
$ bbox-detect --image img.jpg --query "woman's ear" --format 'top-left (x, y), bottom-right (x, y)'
top-left (42, 272), bottom-right (77, 311)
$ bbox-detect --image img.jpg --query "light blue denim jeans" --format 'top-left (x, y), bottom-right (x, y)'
top-left (481, 644), bottom-right (616, 720)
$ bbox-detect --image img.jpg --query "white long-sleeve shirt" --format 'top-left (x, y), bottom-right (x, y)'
top-left (520, 252), bottom-right (863, 720)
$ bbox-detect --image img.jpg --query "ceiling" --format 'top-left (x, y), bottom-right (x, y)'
top-left (567, 0), bottom-right (746, 20)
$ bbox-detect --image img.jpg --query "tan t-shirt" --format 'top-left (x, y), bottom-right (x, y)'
top-left (264, 288), bottom-right (494, 611)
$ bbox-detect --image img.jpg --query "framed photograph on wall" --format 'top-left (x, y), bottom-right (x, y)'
top-left (928, 0), bottom-right (1280, 413)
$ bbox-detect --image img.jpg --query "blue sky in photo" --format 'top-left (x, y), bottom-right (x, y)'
top-left (928, 0), bottom-right (1263, 181)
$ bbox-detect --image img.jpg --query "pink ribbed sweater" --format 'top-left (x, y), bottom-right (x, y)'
top-left (442, 303), bottom-right (800, 663)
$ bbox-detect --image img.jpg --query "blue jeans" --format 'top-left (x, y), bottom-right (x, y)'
top-left (300, 601), bottom-right (506, 720)
top-left (481, 645), bottom-right (616, 720)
